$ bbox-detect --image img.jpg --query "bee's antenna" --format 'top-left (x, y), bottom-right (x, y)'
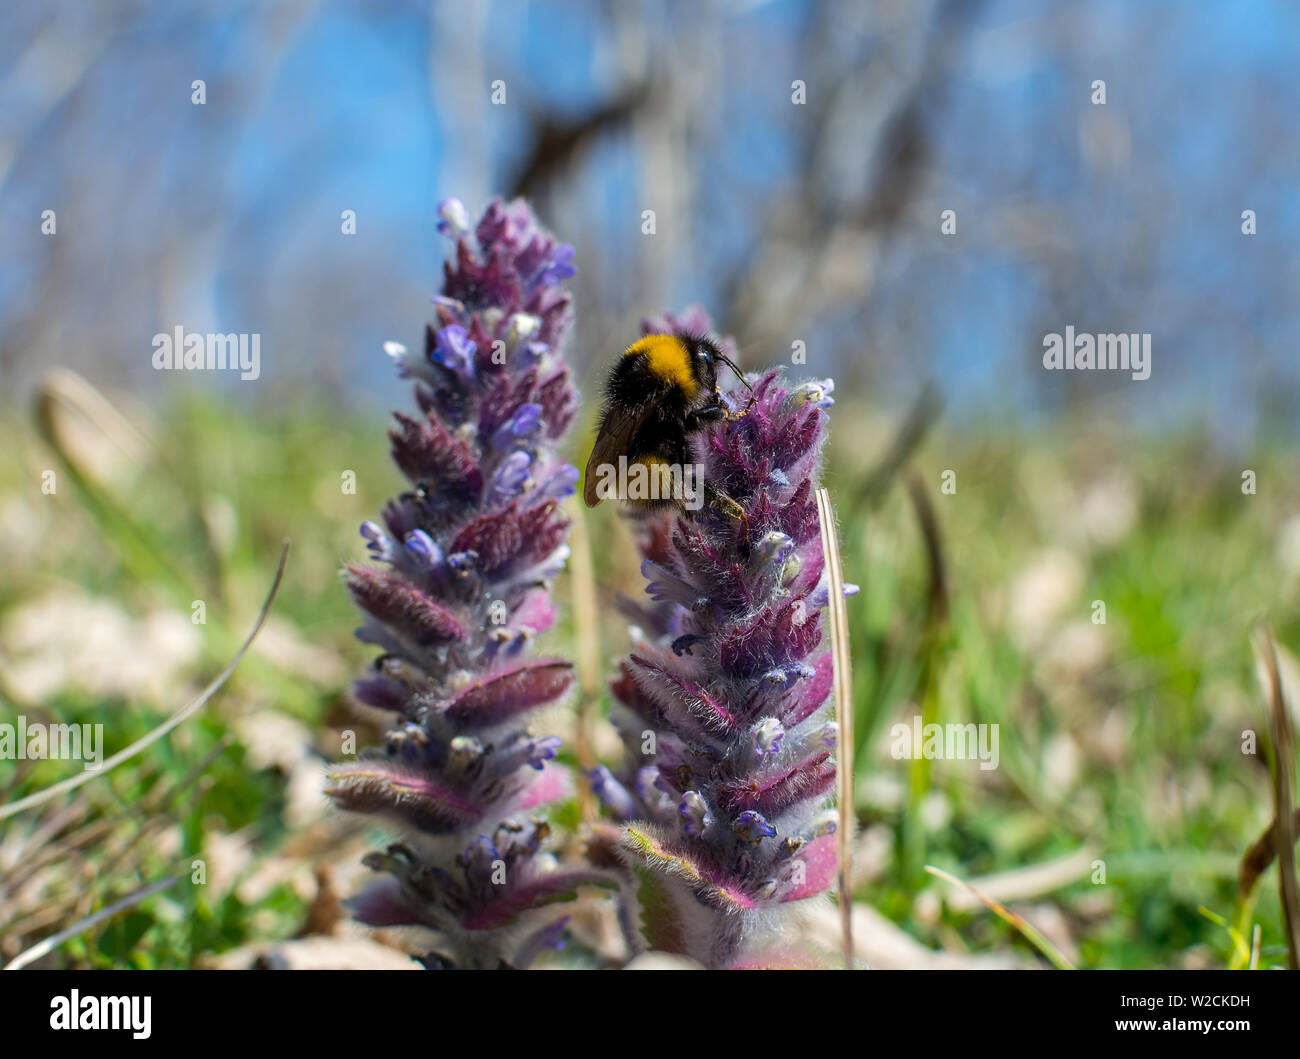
top-left (715, 350), bottom-right (758, 425)
top-left (715, 352), bottom-right (756, 396)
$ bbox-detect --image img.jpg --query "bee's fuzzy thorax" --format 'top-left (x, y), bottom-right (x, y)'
top-left (624, 333), bottom-right (701, 399)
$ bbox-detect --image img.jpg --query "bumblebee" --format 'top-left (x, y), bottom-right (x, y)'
top-left (583, 332), bottom-right (754, 514)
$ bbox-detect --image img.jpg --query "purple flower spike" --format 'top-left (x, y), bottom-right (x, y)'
top-left (604, 309), bottom-right (840, 969)
top-left (328, 199), bottom-right (607, 970)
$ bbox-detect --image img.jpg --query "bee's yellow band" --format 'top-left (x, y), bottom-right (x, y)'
top-left (625, 334), bottom-right (698, 398)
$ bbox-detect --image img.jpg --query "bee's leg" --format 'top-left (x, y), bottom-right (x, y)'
top-left (685, 393), bottom-right (753, 435)
top-left (683, 400), bottom-right (728, 433)
top-left (722, 393), bottom-right (757, 424)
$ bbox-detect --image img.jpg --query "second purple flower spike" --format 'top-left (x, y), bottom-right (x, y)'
top-left (592, 309), bottom-right (851, 969)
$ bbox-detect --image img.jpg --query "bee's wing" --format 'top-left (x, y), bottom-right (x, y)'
top-left (583, 400), bottom-right (662, 507)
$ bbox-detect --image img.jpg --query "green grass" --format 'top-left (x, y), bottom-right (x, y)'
top-left (0, 385), bottom-right (1295, 969)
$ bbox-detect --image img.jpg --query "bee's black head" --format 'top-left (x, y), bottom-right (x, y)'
top-left (679, 333), bottom-right (723, 392)
top-left (677, 332), bottom-right (754, 399)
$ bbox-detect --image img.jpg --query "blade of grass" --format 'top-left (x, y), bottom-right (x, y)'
top-left (1231, 893), bottom-right (1259, 970)
top-left (937, 846), bottom-right (1097, 913)
top-left (3, 873), bottom-right (181, 970)
top-left (926, 864), bottom-right (1076, 970)
top-left (0, 542), bottom-right (288, 822)
top-left (1253, 623), bottom-right (1300, 968)
top-left (816, 487), bottom-right (854, 968)
top-left (1197, 905), bottom-right (1251, 968)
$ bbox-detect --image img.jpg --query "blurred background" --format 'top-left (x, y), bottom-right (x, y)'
top-left (2, 0), bottom-right (1299, 970)
top-left (3, 0), bottom-right (1299, 430)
